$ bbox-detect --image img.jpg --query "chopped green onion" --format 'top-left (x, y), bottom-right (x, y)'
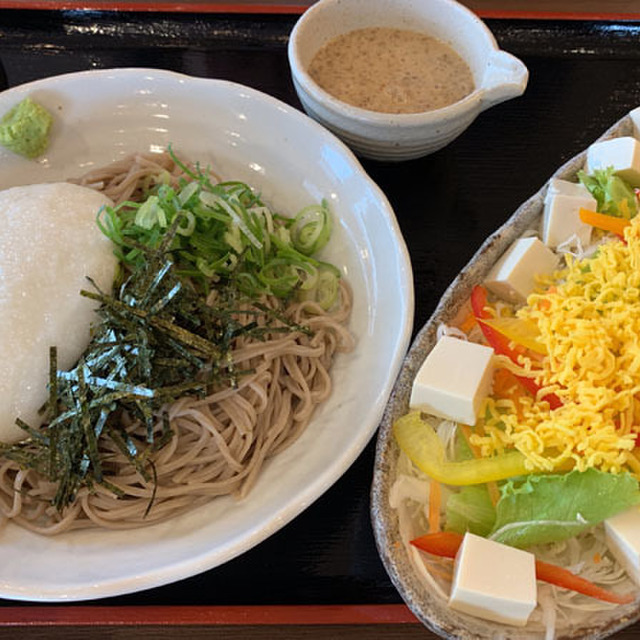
top-left (290, 200), bottom-right (332, 256)
top-left (98, 162), bottom-right (341, 304)
top-left (299, 263), bottom-right (341, 310)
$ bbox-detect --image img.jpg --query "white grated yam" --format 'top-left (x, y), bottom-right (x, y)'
top-left (0, 183), bottom-right (115, 443)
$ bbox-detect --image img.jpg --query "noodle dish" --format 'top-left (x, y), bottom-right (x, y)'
top-left (0, 68), bottom-right (413, 601)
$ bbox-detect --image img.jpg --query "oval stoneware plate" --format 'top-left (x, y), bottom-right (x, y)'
top-left (371, 111), bottom-right (640, 639)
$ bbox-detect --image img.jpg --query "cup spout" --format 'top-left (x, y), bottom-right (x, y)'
top-left (479, 50), bottom-right (528, 111)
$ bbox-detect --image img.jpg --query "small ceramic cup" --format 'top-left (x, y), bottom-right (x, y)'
top-left (287, 0), bottom-right (528, 162)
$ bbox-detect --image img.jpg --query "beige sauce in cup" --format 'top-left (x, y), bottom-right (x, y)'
top-left (308, 27), bottom-right (474, 114)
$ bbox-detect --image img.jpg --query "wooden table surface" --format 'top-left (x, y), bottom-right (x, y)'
top-left (1, 4), bottom-right (640, 640)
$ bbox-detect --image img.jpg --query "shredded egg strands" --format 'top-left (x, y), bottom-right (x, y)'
top-left (471, 216), bottom-right (640, 476)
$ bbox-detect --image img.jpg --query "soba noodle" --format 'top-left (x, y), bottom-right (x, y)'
top-left (0, 152), bottom-right (354, 534)
top-left (70, 150), bottom-right (204, 205)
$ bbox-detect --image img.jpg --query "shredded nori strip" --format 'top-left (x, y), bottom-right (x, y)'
top-left (1, 233), bottom-right (307, 514)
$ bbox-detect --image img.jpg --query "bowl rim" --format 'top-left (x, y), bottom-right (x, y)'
top-left (287, 0), bottom-right (498, 126)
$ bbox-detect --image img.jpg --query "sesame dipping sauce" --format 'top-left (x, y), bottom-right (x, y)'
top-left (308, 27), bottom-right (475, 114)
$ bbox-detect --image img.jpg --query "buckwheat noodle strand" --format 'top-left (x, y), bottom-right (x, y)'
top-left (0, 152), bottom-right (354, 534)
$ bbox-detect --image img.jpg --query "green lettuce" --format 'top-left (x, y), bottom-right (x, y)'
top-left (453, 427), bottom-right (475, 462)
top-left (445, 485), bottom-right (496, 537)
top-left (444, 428), bottom-right (497, 536)
top-left (578, 167), bottom-right (638, 218)
top-left (490, 468), bottom-right (640, 548)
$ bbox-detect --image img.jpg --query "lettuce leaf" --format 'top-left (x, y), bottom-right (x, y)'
top-left (445, 429), bottom-right (497, 537)
top-left (445, 485), bottom-right (496, 537)
top-left (578, 167), bottom-right (638, 218)
top-left (454, 427), bottom-right (475, 462)
top-left (490, 468), bottom-right (640, 548)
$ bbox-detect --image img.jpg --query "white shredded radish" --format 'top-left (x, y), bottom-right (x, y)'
top-left (436, 322), bottom-right (468, 341)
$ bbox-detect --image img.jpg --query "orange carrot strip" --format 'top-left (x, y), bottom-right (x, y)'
top-left (486, 481), bottom-right (501, 508)
top-left (579, 207), bottom-right (631, 237)
top-left (459, 311), bottom-right (477, 334)
top-left (493, 368), bottom-right (523, 401)
top-left (428, 480), bottom-right (442, 533)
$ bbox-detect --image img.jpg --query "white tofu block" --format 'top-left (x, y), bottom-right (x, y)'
top-left (544, 177), bottom-right (593, 204)
top-left (586, 136), bottom-right (640, 187)
top-left (629, 106), bottom-right (640, 140)
top-left (542, 189), bottom-right (595, 249)
top-left (605, 506), bottom-right (640, 585)
top-left (485, 237), bottom-right (558, 304)
top-left (409, 336), bottom-right (494, 426)
top-left (449, 533), bottom-right (537, 627)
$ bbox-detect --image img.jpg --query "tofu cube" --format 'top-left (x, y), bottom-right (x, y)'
top-left (542, 179), bottom-right (595, 249)
top-left (586, 136), bottom-right (640, 187)
top-left (544, 177), bottom-right (593, 203)
top-left (605, 506), bottom-right (640, 585)
top-left (410, 335), bottom-right (494, 426)
top-left (449, 533), bottom-right (537, 627)
top-left (485, 237), bottom-right (558, 304)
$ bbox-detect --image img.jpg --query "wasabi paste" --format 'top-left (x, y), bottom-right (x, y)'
top-left (0, 97), bottom-right (53, 158)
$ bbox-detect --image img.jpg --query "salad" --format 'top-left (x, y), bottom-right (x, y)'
top-left (391, 134), bottom-right (640, 636)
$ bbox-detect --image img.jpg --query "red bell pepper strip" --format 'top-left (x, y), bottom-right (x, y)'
top-left (411, 531), bottom-right (634, 605)
top-left (470, 285), bottom-right (562, 410)
top-left (411, 531), bottom-right (462, 559)
top-left (535, 559), bottom-right (634, 605)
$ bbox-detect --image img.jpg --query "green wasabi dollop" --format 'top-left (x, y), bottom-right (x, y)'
top-left (0, 97), bottom-right (53, 159)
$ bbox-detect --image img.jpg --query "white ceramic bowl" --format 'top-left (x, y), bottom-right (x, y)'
top-left (288, 0), bottom-right (529, 161)
top-left (0, 68), bottom-right (413, 601)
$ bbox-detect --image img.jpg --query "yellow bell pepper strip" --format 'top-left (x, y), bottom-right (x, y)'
top-left (410, 531), bottom-right (635, 605)
top-left (393, 411), bottom-right (529, 486)
top-left (579, 207), bottom-right (631, 237)
top-left (478, 316), bottom-right (547, 355)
